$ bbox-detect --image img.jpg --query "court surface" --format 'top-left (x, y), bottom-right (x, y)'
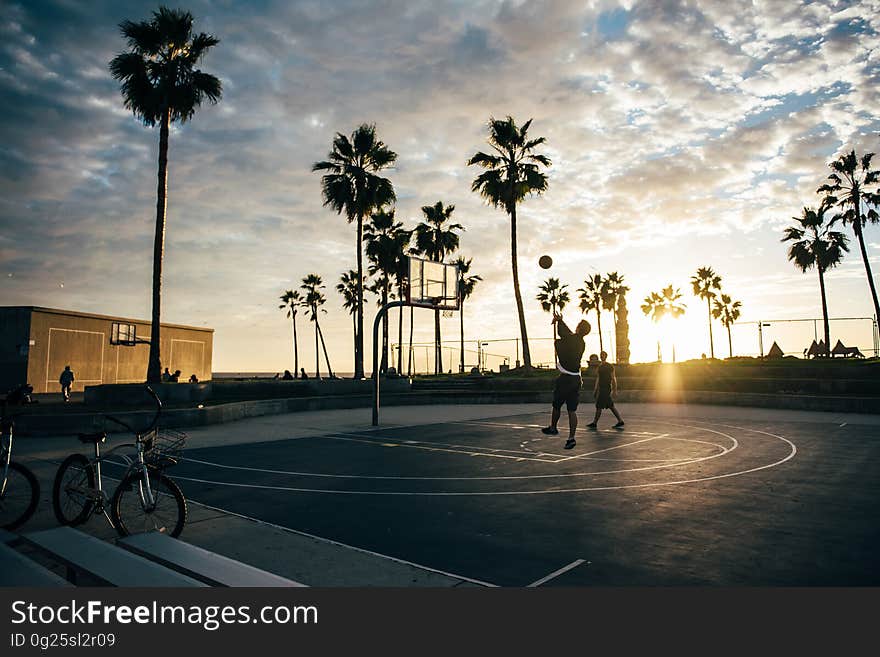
top-left (168, 405), bottom-right (880, 586)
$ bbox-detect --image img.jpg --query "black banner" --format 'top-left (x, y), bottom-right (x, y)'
top-left (0, 588), bottom-right (876, 654)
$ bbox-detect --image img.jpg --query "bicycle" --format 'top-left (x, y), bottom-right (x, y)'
top-left (0, 398), bottom-right (40, 530)
top-left (51, 386), bottom-right (188, 537)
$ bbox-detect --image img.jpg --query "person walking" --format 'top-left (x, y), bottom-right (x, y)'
top-left (588, 351), bottom-right (624, 429)
top-left (541, 314), bottom-right (591, 449)
top-left (59, 365), bottom-right (75, 402)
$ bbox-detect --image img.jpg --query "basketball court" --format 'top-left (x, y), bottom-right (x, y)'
top-left (163, 403), bottom-right (880, 586)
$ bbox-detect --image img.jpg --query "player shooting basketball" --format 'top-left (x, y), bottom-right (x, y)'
top-left (542, 313), bottom-right (591, 449)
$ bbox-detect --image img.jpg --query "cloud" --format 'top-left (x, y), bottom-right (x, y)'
top-left (2, 0), bottom-right (879, 369)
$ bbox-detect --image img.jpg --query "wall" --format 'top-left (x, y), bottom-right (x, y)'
top-left (0, 308), bottom-right (31, 392)
top-left (15, 307), bottom-right (213, 392)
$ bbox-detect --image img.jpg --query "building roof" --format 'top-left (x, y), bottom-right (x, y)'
top-left (0, 306), bottom-right (213, 333)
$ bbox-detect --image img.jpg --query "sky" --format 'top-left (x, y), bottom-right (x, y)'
top-left (1, 0), bottom-right (879, 373)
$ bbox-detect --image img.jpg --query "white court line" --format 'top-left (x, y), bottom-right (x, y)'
top-left (527, 559), bottom-right (586, 587)
top-left (327, 433), bottom-right (561, 463)
top-left (552, 436), bottom-right (665, 462)
top-left (185, 497), bottom-right (498, 587)
top-left (336, 430), bottom-right (565, 457)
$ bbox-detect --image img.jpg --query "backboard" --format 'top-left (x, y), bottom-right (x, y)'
top-left (406, 257), bottom-right (459, 310)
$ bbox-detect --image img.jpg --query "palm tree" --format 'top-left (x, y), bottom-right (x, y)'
top-left (109, 7), bottom-right (222, 383)
top-left (604, 272), bottom-right (629, 361)
top-left (690, 266), bottom-right (722, 359)
top-left (365, 208), bottom-right (410, 374)
top-left (468, 116), bottom-right (551, 370)
top-left (712, 294), bottom-right (743, 358)
top-left (536, 278), bottom-right (570, 341)
top-left (578, 274), bottom-right (607, 352)
top-left (455, 257), bottom-right (482, 373)
top-left (641, 286), bottom-right (687, 362)
top-left (782, 206), bottom-right (849, 357)
top-left (313, 124), bottom-right (397, 379)
top-left (278, 290), bottom-right (302, 378)
top-left (818, 150), bottom-right (880, 323)
top-left (336, 270), bottom-right (362, 370)
top-left (414, 201), bottom-right (463, 374)
top-left (301, 274), bottom-right (333, 379)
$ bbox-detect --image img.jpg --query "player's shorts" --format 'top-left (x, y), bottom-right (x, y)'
top-left (596, 387), bottom-right (614, 409)
top-left (552, 374), bottom-right (582, 412)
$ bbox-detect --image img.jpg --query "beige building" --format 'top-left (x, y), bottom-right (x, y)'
top-left (0, 307), bottom-right (213, 393)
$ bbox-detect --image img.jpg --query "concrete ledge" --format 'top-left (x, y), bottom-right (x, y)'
top-left (13, 388), bottom-right (879, 436)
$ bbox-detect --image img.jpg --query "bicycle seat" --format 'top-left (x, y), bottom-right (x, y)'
top-left (77, 432), bottom-right (106, 444)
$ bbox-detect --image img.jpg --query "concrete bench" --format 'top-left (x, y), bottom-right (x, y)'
top-left (20, 527), bottom-right (207, 587)
top-left (118, 532), bottom-right (305, 587)
top-left (0, 542), bottom-right (73, 587)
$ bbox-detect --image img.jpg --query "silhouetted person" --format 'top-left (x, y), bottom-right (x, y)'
top-left (7, 383), bottom-right (35, 405)
top-left (282, 369), bottom-right (294, 380)
top-left (299, 368), bottom-right (308, 380)
top-left (588, 351), bottom-right (624, 429)
top-left (188, 373), bottom-right (199, 383)
top-left (169, 369), bottom-right (181, 383)
top-left (542, 314), bottom-right (591, 449)
top-left (59, 365), bottom-right (75, 402)
top-left (162, 367), bottom-right (171, 382)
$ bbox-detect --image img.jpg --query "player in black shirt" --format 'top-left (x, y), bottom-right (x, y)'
top-left (541, 314), bottom-right (591, 449)
top-left (588, 350), bottom-right (624, 429)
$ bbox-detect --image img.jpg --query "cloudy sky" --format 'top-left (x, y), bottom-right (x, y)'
top-left (2, 0), bottom-right (879, 372)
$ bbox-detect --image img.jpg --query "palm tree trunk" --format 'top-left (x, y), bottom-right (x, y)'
top-left (147, 107), bottom-right (171, 384)
top-left (459, 298), bottom-right (465, 373)
top-left (509, 204), bottom-right (531, 368)
top-left (853, 217), bottom-right (880, 324)
top-left (397, 282), bottom-right (404, 374)
top-left (314, 318), bottom-right (320, 380)
top-left (355, 215), bottom-right (365, 379)
top-left (317, 320), bottom-right (333, 377)
top-left (595, 308), bottom-right (604, 353)
top-left (727, 324), bottom-right (733, 358)
top-left (292, 312), bottom-right (299, 378)
top-left (408, 305), bottom-right (414, 376)
top-left (818, 266), bottom-right (831, 357)
top-left (352, 313), bottom-right (356, 375)
top-left (707, 297), bottom-right (715, 359)
top-left (381, 285), bottom-right (389, 373)
top-left (434, 308), bottom-right (441, 374)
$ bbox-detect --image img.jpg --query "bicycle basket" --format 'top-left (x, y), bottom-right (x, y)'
top-left (144, 428), bottom-right (187, 468)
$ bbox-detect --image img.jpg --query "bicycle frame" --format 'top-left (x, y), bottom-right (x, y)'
top-left (1, 405), bottom-right (14, 498)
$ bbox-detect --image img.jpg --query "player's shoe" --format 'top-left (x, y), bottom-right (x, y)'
top-left (613, 421), bottom-right (625, 429)
top-left (541, 426), bottom-right (559, 435)
top-left (586, 422), bottom-right (597, 429)
top-left (564, 438), bottom-right (576, 449)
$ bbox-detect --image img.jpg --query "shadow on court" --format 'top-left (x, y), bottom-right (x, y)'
top-left (169, 410), bottom-right (880, 586)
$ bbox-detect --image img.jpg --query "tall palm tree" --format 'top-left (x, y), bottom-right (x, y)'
top-left (818, 150), bottom-right (880, 323)
top-left (414, 201), bottom-right (463, 374)
top-left (110, 7), bottom-right (222, 383)
top-left (712, 294), bottom-right (743, 358)
top-left (578, 274), bottom-right (607, 352)
top-left (365, 208), bottom-right (410, 374)
top-left (604, 272), bottom-right (629, 361)
top-left (782, 206), bottom-right (849, 357)
top-left (278, 289), bottom-right (302, 378)
top-left (690, 266), bottom-right (722, 359)
top-left (336, 270), bottom-right (362, 371)
top-left (468, 116), bottom-right (550, 370)
top-left (301, 274), bottom-right (333, 379)
top-left (536, 278), bottom-right (570, 341)
top-left (641, 286), bottom-right (687, 362)
top-left (313, 124), bottom-right (397, 379)
top-left (455, 257), bottom-right (482, 373)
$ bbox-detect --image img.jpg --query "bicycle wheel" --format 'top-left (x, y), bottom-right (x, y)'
top-left (0, 462), bottom-right (40, 530)
top-left (111, 471), bottom-right (187, 538)
top-left (52, 453), bottom-right (96, 526)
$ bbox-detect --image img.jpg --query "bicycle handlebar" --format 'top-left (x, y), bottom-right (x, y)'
top-left (103, 386), bottom-right (163, 436)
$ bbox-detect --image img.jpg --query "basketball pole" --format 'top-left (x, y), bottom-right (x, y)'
top-left (373, 300), bottom-right (406, 426)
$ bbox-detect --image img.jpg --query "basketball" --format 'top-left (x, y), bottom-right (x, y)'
top-left (539, 255), bottom-right (553, 269)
